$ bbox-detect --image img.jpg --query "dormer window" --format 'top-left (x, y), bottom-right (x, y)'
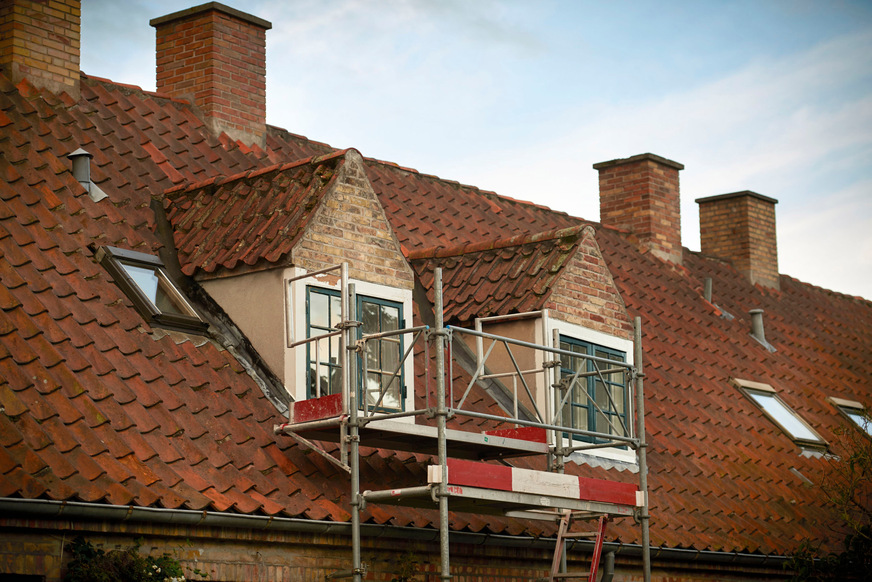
top-left (96, 246), bottom-right (207, 334)
top-left (559, 336), bottom-right (628, 444)
top-left (305, 286), bottom-right (405, 411)
top-left (733, 378), bottom-right (826, 447)
top-left (830, 397), bottom-right (872, 438)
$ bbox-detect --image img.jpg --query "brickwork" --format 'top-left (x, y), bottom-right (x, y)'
top-left (0, 0), bottom-right (80, 98)
top-left (696, 191), bottom-right (780, 290)
top-left (0, 520), bottom-right (791, 581)
top-left (594, 153), bottom-right (684, 264)
top-left (293, 150), bottom-right (415, 289)
top-left (151, 4), bottom-right (271, 146)
top-left (547, 225), bottom-right (634, 340)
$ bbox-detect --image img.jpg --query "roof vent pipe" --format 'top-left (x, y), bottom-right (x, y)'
top-left (67, 148), bottom-right (92, 191)
top-left (749, 309), bottom-right (775, 352)
top-left (67, 148), bottom-right (108, 202)
top-left (703, 278), bottom-right (712, 302)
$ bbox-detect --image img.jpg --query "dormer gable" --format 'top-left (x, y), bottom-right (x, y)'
top-left (163, 149), bottom-right (414, 406)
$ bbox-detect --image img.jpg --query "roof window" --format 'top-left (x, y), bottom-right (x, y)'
top-left (96, 246), bottom-right (207, 334)
top-left (733, 378), bottom-right (825, 447)
top-left (830, 397), bottom-right (872, 438)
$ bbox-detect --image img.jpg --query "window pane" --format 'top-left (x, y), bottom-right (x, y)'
top-left (121, 263), bottom-right (159, 302)
top-left (381, 304), bottom-right (399, 330)
top-left (310, 291), bottom-right (329, 328)
top-left (361, 301), bottom-right (379, 334)
top-left (330, 295), bottom-right (341, 328)
top-left (844, 409), bottom-right (872, 437)
top-left (748, 391), bottom-right (821, 442)
top-left (383, 338), bottom-right (400, 372)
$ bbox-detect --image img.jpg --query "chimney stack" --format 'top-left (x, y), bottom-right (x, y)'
top-left (594, 153), bottom-right (685, 264)
top-left (150, 2), bottom-right (271, 148)
top-left (696, 191), bottom-right (779, 290)
top-left (0, 0), bottom-right (81, 99)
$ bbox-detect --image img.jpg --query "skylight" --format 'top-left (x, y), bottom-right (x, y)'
top-left (96, 246), bottom-right (207, 334)
top-left (733, 378), bottom-right (825, 446)
top-left (830, 397), bottom-right (872, 438)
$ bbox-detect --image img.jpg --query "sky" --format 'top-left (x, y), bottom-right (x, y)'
top-left (81, 1), bottom-right (872, 300)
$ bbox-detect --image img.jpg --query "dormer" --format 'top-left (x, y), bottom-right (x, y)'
top-left (163, 150), bottom-right (416, 410)
top-left (408, 224), bottom-right (636, 464)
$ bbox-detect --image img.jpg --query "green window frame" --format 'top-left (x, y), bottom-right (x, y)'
top-left (559, 336), bottom-right (628, 444)
top-left (306, 287), bottom-right (405, 411)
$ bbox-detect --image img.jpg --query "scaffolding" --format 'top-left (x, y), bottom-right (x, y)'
top-left (275, 264), bottom-right (651, 582)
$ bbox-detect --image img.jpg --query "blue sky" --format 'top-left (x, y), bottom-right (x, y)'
top-left (82, 1), bottom-right (872, 299)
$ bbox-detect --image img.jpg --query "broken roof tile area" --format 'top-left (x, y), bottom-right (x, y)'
top-left (367, 160), bottom-right (580, 252)
top-left (164, 151), bottom-right (347, 277)
top-left (410, 226), bottom-right (585, 325)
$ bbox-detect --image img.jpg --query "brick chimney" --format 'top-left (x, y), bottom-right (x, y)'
top-left (0, 0), bottom-right (81, 99)
top-left (696, 191), bottom-right (780, 290)
top-left (150, 3), bottom-right (271, 147)
top-left (593, 153), bottom-right (685, 264)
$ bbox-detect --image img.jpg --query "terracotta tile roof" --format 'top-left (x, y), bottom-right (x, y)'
top-left (409, 226), bottom-right (586, 324)
top-left (164, 151), bottom-right (348, 277)
top-left (366, 159), bottom-right (579, 252)
top-left (3, 62), bottom-right (872, 561)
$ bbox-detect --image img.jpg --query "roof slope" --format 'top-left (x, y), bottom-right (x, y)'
top-left (367, 160), bottom-right (580, 252)
top-left (409, 226), bottom-right (586, 324)
top-left (164, 151), bottom-right (347, 277)
top-left (3, 65), bottom-right (872, 559)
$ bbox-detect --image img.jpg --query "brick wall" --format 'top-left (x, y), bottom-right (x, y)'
top-left (547, 226), bottom-right (633, 340)
top-left (594, 153), bottom-right (684, 264)
top-left (151, 4), bottom-right (271, 147)
top-left (696, 191), bottom-right (779, 290)
top-left (0, 518), bottom-right (792, 581)
top-left (293, 150), bottom-right (415, 289)
top-left (0, 0), bottom-right (80, 98)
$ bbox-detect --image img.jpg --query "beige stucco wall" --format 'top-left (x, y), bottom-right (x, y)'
top-left (202, 267), bottom-right (286, 384)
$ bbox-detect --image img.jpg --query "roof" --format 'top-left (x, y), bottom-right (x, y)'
top-left (164, 150), bottom-right (348, 277)
top-left (409, 225), bottom-right (587, 324)
top-left (2, 63), bottom-right (872, 559)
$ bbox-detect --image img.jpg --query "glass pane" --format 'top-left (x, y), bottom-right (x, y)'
top-left (121, 263), bottom-right (159, 301)
top-left (383, 338), bottom-right (400, 373)
top-left (381, 304), bottom-right (399, 331)
top-left (330, 295), bottom-right (341, 328)
top-left (329, 334), bottom-right (339, 364)
top-left (154, 277), bottom-right (189, 315)
top-left (366, 340), bottom-right (380, 370)
top-left (361, 301), bottom-right (379, 334)
top-left (749, 391), bottom-right (821, 442)
top-left (575, 406), bottom-right (588, 431)
top-left (365, 373), bottom-right (381, 406)
top-left (381, 382), bottom-right (400, 410)
top-left (845, 409), bottom-right (872, 437)
top-left (310, 291), bottom-right (329, 328)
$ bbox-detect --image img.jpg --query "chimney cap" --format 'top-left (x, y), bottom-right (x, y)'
top-left (695, 190), bottom-right (778, 205)
top-left (67, 148), bottom-right (93, 160)
top-left (593, 152), bottom-right (684, 171)
top-left (150, 2), bottom-right (272, 30)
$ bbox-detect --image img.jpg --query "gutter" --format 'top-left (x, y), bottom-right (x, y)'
top-left (1, 498), bottom-right (789, 568)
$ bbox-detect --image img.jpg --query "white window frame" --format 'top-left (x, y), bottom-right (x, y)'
top-left (283, 267), bottom-right (415, 415)
top-left (543, 314), bottom-right (636, 465)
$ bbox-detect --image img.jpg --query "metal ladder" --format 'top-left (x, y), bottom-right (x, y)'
top-left (549, 513), bottom-right (609, 581)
